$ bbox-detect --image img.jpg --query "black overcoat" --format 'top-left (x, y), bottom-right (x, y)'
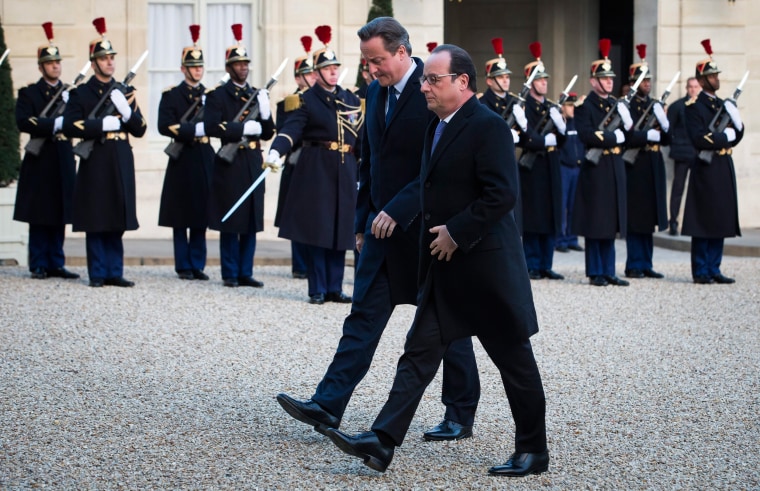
top-left (682, 91), bottom-right (743, 238)
top-left (14, 79), bottom-right (76, 226)
top-left (203, 80), bottom-right (275, 234)
top-left (63, 76), bottom-right (146, 232)
top-left (418, 95), bottom-right (538, 344)
top-left (157, 82), bottom-right (214, 228)
top-left (571, 91), bottom-right (627, 239)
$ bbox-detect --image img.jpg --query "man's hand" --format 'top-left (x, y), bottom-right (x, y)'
top-left (371, 211), bottom-right (397, 239)
top-left (110, 90), bottom-right (132, 122)
top-left (616, 102), bottom-right (633, 131)
top-left (429, 225), bottom-right (457, 261)
top-left (257, 89), bottom-right (271, 120)
top-left (355, 233), bottom-right (364, 254)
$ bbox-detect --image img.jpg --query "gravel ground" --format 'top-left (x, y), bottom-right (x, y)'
top-left (1, 245), bottom-right (759, 490)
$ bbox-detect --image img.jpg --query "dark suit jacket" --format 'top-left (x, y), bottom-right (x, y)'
top-left (417, 95), bottom-right (539, 343)
top-left (353, 58), bottom-right (435, 304)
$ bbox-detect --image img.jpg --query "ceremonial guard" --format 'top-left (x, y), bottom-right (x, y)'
top-left (274, 36), bottom-right (317, 280)
top-left (157, 25), bottom-right (214, 281)
top-left (683, 39), bottom-right (744, 284)
top-left (204, 24), bottom-right (275, 288)
top-left (622, 45), bottom-right (670, 279)
top-left (267, 25), bottom-right (364, 304)
top-left (572, 39), bottom-right (629, 287)
top-left (480, 37), bottom-right (525, 145)
top-left (63, 18), bottom-right (147, 287)
top-left (555, 93), bottom-right (585, 253)
top-left (14, 22), bottom-right (79, 280)
top-left (516, 42), bottom-right (565, 280)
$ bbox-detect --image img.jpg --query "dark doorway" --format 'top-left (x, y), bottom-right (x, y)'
top-left (599, 0), bottom-right (634, 96)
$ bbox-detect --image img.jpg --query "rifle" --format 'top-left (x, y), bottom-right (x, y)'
top-left (697, 70), bottom-right (749, 164)
top-left (518, 74), bottom-right (577, 169)
top-left (25, 62), bottom-right (90, 157)
top-left (501, 61), bottom-right (543, 129)
top-left (621, 71), bottom-right (680, 164)
top-left (585, 65), bottom-right (648, 165)
top-left (163, 73), bottom-right (230, 160)
top-left (216, 58), bottom-right (288, 164)
top-left (73, 50), bottom-right (149, 160)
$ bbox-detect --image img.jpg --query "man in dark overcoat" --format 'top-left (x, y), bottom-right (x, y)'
top-left (14, 22), bottom-right (79, 280)
top-left (516, 44), bottom-right (565, 280)
top-left (683, 41), bottom-right (743, 284)
top-left (63, 18), bottom-right (146, 287)
top-left (325, 44), bottom-right (548, 478)
top-left (267, 25), bottom-right (363, 304)
top-left (622, 49), bottom-right (670, 279)
top-left (572, 40), bottom-right (629, 287)
top-left (276, 17), bottom-right (480, 444)
top-left (157, 25), bottom-right (214, 281)
top-left (204, 24), bottom-right (275, 288)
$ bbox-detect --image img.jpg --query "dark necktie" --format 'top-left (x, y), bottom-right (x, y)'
top-left (431, 120), bottom-right (447, 154)
top-left (385, 85), bottom-right (397, 124)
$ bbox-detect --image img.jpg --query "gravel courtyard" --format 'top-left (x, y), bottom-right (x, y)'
top-left (1, 245), bottom-right (758, 489)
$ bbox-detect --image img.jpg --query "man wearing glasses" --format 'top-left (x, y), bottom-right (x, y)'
top-left (324, 44), bottom-right (549, 478)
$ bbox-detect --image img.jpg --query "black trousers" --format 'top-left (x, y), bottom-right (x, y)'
top-left (371, 299), bottom-right (547, 452)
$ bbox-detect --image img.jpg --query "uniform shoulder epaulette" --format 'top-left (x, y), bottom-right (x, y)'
top-left (508, 92), bottom-right (519, 98)
top-left (284, 93), bottom-right (303, 112)
top-left (162, 85), bottom-right (173, 93)
top-left (476, 92), bottom-right (484, 99)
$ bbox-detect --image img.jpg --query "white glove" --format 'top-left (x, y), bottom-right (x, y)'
top-left (646, 128), bottom-right (661, 142)
top-left (724, 127), bottom-right (736, 142)
top-left (549, 106), bottom-right (566, 135)
top-left (616, 102), bottom-right (633, 131)
top-left (257, 89), bottom-right (271, 120)
top-left (110, 90), bottom-right (132, 122)
top-left (544, 133), bottom-right (557, 147)
top-left (724, 100), bottom-right (743, 131)
top-left (264, 149), bottom-right (281, 172)
top-left (61, 90), bottom-right (69, 104)
top-left (201, 94), bottom-right (206, 105)
top-left (614, 128), bottom-right (625, 144)
top-left (194, 122), bottom-right (205, 137)
top-left (53, 116), bottom-right (63, 134)
top-left (511, 128), bottom-right (520, 143)
top-left (102, 115), bottom-right (121, 132)
top-left (652, 103), bottom-right (669, 132)
top-left (243, 120), bottom-right (262, 136)
top-left (512, 104), bottom-right (528, 131)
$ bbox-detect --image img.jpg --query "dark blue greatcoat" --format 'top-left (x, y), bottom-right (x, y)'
top-left (271, 83), bottom-right (362, 251)
top-left (63, 76), bottom-right (146, 232)
top-left (354, 59), bottom-right (434, 305)
top-left (571, 91), bottom-right (627, 239)
top-left (157, 82), bottom-right (214, 229)
top-left (624, 94), bottom-right (670, 233)
top-left (682, 91), bottom-right (743, 238)
top-left (204, 80), bottom-right (275, 234)
top-left (14, 79), bottom-right (76, 226)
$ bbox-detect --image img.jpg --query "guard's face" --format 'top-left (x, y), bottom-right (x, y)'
top-left (182, 65), bottom-right (204, 84)
top-left (360, 35), bottom-right (406, 88)
top-left (486, 74), bottom-right (510, 93)
top-left (686, 79), bottom-right (701, 99)
top-left (92, 54), bottom-right (115, 79)
top-left (227, 61), bottom-right (249, 84)
top-left (531, 77), bottom-right (548, 96)
top-left (296, 71), bottom-right (316, 90)
top-left (561, 103), bottom-right (575, 118)
top-left (591, 76), bottom-right (614, 96)
top-left (421, 51), bottom-right (466, 119)
top-left (39, 60), bottom-right (61, 82)
top-left (702, 73), bottom-right (720, 92)
top-left (317, 64), bottom-right (339, 89)
top-left (637, 78), bottom-right (651, 97)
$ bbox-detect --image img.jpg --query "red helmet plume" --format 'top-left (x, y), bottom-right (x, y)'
top-left (189, 25), bottom-right (200, 45)
top-left (529, 41), bottom-right (542, 60)
top-left (701, 39), bottom-right (713, 56)
top-left (42, 22), bottom-right (54, 42)
top-left (315, 25), bottom-right (332, 45)
top-left (427, 42), bottom-right (438, 54)
top-left (599, 38), bottom-right (611, 58)
top-left (491, 37), bottom-right (503, 57)
top-left (301, 35), bottom-right (312, 53)
top-left (231, 24), bottom-right (243, 43)
top-left (636, 44), bottom-right (646, 60)
top-left (93, 17), bottom-right (107, 36)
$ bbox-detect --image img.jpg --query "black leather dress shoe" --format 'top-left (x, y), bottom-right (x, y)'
top-left (47, 267), bottom-right (80, 279)
top-left (238, 276), bottom-right (264, 287)
top-left (604, 275), bottom-right (629, 286)
top-left (642, 269), bottom-right (664, 279)
top-left (568, 244), bottom-right (584, 251)
top-left (423, 419), bottom-right (473, 441)
top-left (275, 393), bottom-right (340, 435)
top-left (105, 277), bottom-right (135, 287)
top-left (528, 270), bottom-right (543, 280)
top-left (177, 270), bottom-right (194, 280)
top-left (292, 271), bottom-right (308, 279)
top-left (89, 278), bottom-right (105, 287)
top-left (625, 269), bottom-right (644, 278)
top-left (488, 450), bottom-right (549, 477)
top-left (30, 267), bottom-right (47, 279)
top-left (192, 269), bottom-right (209, 280)
top-left (555, 245), bottom-right (569, 253)
top-left (589, 276), bottom-right (608, 287)
top-left (325, 291), bottom-right (352, 303)
top-left (309, 293), bottom-right (325, 305)
top-left (541, 269), bottom-right (564, 280)
top-left (223, 278), bottom-right (238, 287)
top-left (712, 273), bottom-right (735, 284)
top-left (693, 275), bottom-right (714, 284)
top-left (325, 429), bottom-right (395, 472)
top-left (668, 221), bottom-right (679, 236)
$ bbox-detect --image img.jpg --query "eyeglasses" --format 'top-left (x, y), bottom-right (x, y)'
top-left (419, 73), bottom-right (459, 86)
